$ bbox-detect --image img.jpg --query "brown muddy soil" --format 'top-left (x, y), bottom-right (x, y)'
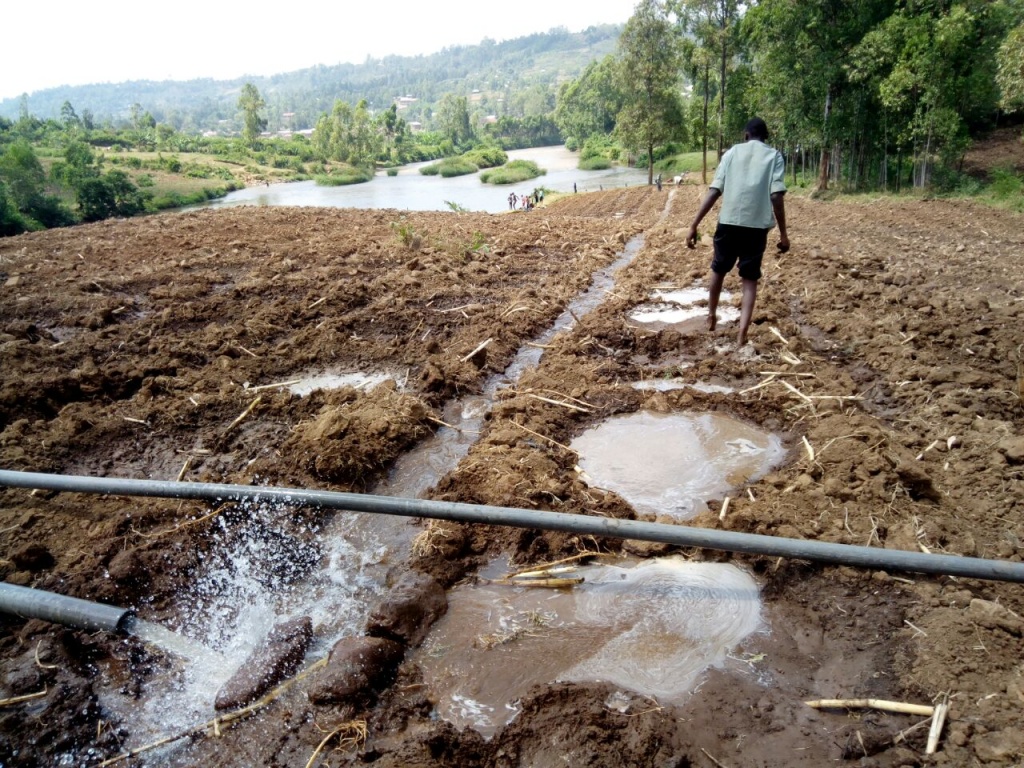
top-left (1, 184), bottom-right (1023, 768)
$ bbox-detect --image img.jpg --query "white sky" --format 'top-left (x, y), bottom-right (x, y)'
top-left (1, 1), bottom-right (640, 101)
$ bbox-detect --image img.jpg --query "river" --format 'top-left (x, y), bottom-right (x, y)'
top-left (195, 145), bottom-right (651, 214)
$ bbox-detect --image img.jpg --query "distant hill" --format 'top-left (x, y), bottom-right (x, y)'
top-left (0, 25), bottom-right (621, 133)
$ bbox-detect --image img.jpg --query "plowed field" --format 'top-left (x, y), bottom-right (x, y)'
top-left (1, 183), bottom-right (1022, 767)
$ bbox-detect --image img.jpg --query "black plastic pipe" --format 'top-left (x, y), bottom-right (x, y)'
top-left (0, 582), bottom-right (133, 633)
top-left (2, 469), bottom-right (1024, 584)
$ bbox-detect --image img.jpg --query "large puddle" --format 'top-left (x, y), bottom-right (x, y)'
top-left (571, 411), bottom-right (785, 520)
top-left (415, 557), bottom-right (762, 737)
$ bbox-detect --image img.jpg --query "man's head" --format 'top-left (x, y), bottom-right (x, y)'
top-left (744, 117), bottom-right (769, 142)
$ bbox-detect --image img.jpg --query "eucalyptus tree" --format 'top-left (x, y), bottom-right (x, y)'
top-left (437, 94), bottom-right (474, 149)
top-left (616, 0), bottom-right (687, 184)
top-left (997, 23), bottom-right (1024, 116)
top-left (743, 0), bottom-right (895, 190)
top-left (238, 83), bottom-right (268, 148)
top-left (669, 0), bottom-right (740, 163)
top-left (848, 0), bottom-right (1016, 188)
top-left (555, 56), bottom-right (624, 148)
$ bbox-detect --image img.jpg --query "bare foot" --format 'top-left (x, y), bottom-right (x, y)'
top-left (706, 314), bottom-right (717, 332)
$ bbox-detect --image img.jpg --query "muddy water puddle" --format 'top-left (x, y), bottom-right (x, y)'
top-left (283, 369), bottom-right (400, 396)
top-left (629, 282), bottom-right (739, 332)
top-left (632, 378), bottom-right (735, 394)
top-left (572, 411), bottom-right (785, 520)
top-left (415, 557), bottom-right (762, 737)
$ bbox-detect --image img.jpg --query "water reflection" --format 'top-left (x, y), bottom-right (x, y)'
top-left (415, 557), bottom-right (762, 737)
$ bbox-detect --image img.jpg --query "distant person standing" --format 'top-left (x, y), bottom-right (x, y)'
top-left (686, 117), bottom-right (790, 348)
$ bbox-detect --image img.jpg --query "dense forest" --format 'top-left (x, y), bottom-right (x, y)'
top-left (571, 0), bottom-right (1024, 192)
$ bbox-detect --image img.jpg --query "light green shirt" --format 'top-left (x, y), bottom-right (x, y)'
top-left (710, 140), bottom-right (786, 230)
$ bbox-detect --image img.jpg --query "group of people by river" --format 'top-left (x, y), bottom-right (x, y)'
top-left (507, 188), bottom-right (544, 211)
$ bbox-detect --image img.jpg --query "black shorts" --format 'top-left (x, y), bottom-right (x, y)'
top-left (711, 223), bottom-right (769, 281)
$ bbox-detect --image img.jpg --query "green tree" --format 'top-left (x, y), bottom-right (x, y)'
top-left (997, 23), bottom-right (1024, 114)
top-left (849, 1), bottom-right (1013, 187)
top-left (238, 83), bottom-right (268, 148)
top-left (555, 56), bottom-right (623, 145)
top-left (615, 0), bottom-right (687, 184)
top-left (60, 101), bottom-right (81, 130)
top-left (0, 140), bottom-right (46, 210)
top-left (0, 180), bottom-right (30, 236)
top-left (77, 170), bottom-right (145, 222)
top-left (670, 0), bottom-right (741, 160)
top-left (437, 94), bottom-right (474, 148)
top-left (744, 0), bottom-right (895, 190)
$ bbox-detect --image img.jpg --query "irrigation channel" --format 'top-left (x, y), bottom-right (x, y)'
top-left (2, 193), bottom-right (819, 756)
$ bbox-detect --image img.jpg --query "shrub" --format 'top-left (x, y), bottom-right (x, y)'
top-left (564, 136), bottom-right (580, 152)
top-left (462, 146), bottom-right (507, 169)
top-left (76, 170), bottom-right (145, 222)
top-left (579, 156), bottom-right (611, 170)
top-left (479, 159), bottom-right (545, 185)
top-left (386, 168), bottom-right (399, 177)
top-left (420, 157), bottom-right (479, 177)
top-left (989, 166), bottom-right (1023, 199)
top-left (315, 167), bottom-right (373, 186)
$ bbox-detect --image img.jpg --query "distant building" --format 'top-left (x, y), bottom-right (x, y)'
top-left (395, 96), bottom-right (418, 110)
top-left (408, 121), bottom-right (423, 132)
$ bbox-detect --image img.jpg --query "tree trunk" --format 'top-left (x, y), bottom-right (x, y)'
top-left (701, 61), bottom-right (710, 184)
top-left (648, 145), bottom-right (655, 186)
top-left (816, 88), bottom-right (833, 191)
top-left (718, 35), bottom-right (727, 159)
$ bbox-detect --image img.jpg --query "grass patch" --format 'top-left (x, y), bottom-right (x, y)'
top-left (480, 159), bottom-right (545, 185)
top-left (578, 156), bottom-right (611, 170)
top-left (656, 150), bottom-right (719, 176)
top-left (147, 183), bottom-right (240, 211)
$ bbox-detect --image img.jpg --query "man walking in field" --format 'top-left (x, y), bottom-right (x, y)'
top-left (685, 117), bottom-right (790, 348)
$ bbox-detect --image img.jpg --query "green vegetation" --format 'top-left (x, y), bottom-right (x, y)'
top-left (315, 166), bottom-right (374, 186)
top-left (480, 159), bottom-right (546, 185)
top-left (462, 146), bottom-right (508, 169)
top-left (3, 6), bottom-right (1022, 238)
top-left (420, 157), bottom-right (479, 178)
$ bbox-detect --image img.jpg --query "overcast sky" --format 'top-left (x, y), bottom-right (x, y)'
top-left (1, 1), bottom-right (640, 101)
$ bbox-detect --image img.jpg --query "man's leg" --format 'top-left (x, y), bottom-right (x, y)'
top-left (707, 271), bottom-right (725, 331)
top-left (737, 277), bottom-right (758, 346)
